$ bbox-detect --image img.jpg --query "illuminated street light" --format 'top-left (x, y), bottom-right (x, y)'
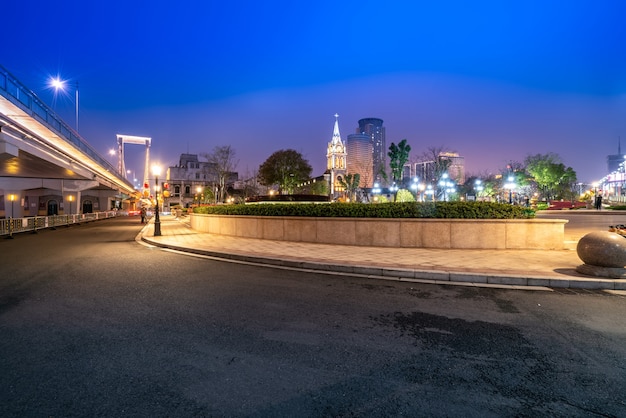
top-left (152, 164), bottom-right (162, 236)
top-left (475, 179), bottom-right (484, 201)
top-left (390, 183), bottom-right (398, 193)
top-left (50, 76), bottom-right (79, 132)
top-left (410, 177), bottom-right (419, 200)
top-left (426, 184), bottom-right (434, 201)
top-left (438, 173), bottom-right (454, 201)
top-left (418, 183), bottom-right (426, 202)
top-left (505, 175), bottom-right (516, 204)
top-left (7, 194), bottom-right (16, 239)
top-left (67, 195), bottom-right (74, 216)
top-left (196, 186), bottom-right (203, 205)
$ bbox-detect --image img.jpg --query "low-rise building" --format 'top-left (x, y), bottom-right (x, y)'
top-left (166, 153), bottom-right (238, 208)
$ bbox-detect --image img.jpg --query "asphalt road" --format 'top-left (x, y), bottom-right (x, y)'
top-left (1, 217), bottom-right (625, 417)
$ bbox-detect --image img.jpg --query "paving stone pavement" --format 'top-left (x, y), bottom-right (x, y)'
top-left (139, 214), bottom-right (626, 291)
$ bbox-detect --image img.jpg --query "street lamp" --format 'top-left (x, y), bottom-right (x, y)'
top-left (371, 183), bottom-right (381, 202)
top-left (506, 175), bottom-right (515, 204)
top-left (439, 173), bottom-right (454, 201)
top-left (50, 76), bottom-right (79, 132)
top-left (67, 195), bottom-right (74, 216)
top-left (7, 194), bottom-right (16, 239)
top-left (152, 164), bottom-right (162, 236)
top-left (475, 179), bottom-right (484, 201)
top-left (410, 177), bottom-right (419, 200)
top-left (426, 184), bottom-right (434, 201)
top-left (389, 183), bottom-right (398, 196)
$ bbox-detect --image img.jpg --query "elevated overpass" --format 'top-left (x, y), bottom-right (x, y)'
top-left (0, 65), bottom-right (141, 217)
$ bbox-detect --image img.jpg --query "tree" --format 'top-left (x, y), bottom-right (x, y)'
top-left (258, 149), bottom-right (312, 194)
top-left (525, 153), bottom-right (577, 201)
top-left (419, 146), bottom-right (454, 183)
top-left (237, 169), bottom-right (262, 200)
top-left (388, 139), bottom-right (411, 185)
top-left (201, 145), bottom-right (238, 203)
top-left (349, 159), bottom-right (374, 190)
top-left (338, 173), bottom-right (360, 201)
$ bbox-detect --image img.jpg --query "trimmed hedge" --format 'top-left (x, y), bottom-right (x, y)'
top-left (194, 201), bottom-right (535, 219)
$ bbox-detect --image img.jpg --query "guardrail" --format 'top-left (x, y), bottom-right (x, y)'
top-left (0, 65), bottom-right (122, 180)
top-left (0, 211), bottom-right (119, 238)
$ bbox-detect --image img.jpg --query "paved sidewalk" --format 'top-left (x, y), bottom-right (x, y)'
top-left (140, 215), bottom-right (626, 291)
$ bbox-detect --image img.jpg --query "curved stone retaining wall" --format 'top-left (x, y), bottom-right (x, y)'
top-left (190, 214), bottom-right (568, 250)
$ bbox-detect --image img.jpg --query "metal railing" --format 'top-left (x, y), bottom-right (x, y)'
top-left (0, 65), bottom-right (126, 185)
top-left (0, 211), bottom-right (119, 238)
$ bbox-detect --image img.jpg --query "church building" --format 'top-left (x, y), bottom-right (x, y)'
top-left (326, 114), bottom-right (347, 198)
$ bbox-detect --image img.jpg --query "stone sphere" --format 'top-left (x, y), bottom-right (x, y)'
top-left (576, 231), bottom-right (626, 268)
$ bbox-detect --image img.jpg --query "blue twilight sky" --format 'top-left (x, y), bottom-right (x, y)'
top-left (4, 0), bottom-right (626, 184)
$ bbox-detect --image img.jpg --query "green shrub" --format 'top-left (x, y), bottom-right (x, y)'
top-left (194, 201), bottom-right (534, 219)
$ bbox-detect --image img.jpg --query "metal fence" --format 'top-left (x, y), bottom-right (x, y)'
top-left (0, 211), bottom-right (119, 238)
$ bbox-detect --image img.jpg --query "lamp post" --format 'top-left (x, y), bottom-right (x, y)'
top-left (152, 165), bottom-right (162, 236)
top-left (474, 179), bottom-right (484, 201)
top-left (7, 194), bottom-right (16, 239)
top-left (506, 175), bottom-right (515, 204)
top-left (389, 183), bottom-right (398, 201)
top-left (439, 173), bottom-right (454, 201)
top-left (410, 177), bottom-right (419, 201)
top-left (50, 77), bottom-right (79, 132)
top-left (68, 195), bottom-right (74, 216)
top-left (372, 183), bottom-right (381, 202)
top-left (426, 184), bottom-right (434, 201)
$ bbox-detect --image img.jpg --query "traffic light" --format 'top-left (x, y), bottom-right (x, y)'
top-left (162, 183), bottom-right (170, 198)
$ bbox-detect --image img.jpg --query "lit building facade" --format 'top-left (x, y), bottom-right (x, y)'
top-left (167, 153), bottom-right (238, 208)
top-left (413, 152), bottom-right (465, 185)
top-left (439, 152), bottom-right (465, 184)
top-left (346, 133), bottom-right (374, 188)
top-left (326, 114), bottom-right (347, 197)
top-left (357, 118), bottom-right (386, 185)
top-left (607, 139), bottom-right (626, 173)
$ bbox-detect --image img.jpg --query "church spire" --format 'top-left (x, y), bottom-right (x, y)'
top-left (331, 113), bottom-right (341, 146)
top-left (326, 113), bottom-right (347, 197)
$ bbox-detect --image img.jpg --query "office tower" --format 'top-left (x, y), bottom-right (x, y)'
top-left (607, 138), bottom-right (626, 174)
top-left (357, 118), bottom-right (385, 185)
top-left (347, 133), bottom-right (374, 188)
top-left (439, 152), bottom-right (465, 184)
top-left (414, 152), bottom-right (465, 185)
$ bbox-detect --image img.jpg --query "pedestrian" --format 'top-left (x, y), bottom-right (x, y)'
top-left (595, 195), bottom-right (603, 210)
top-left (140, 207), bottom-right (147, 223)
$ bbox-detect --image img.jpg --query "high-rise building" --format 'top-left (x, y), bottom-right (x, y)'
top-left (439, 152), bottom-right (465, 184)
top-left (607, 138), bottom-right (626, 174)
top-left (414, 152), bottom-right (465, 185)
top-left (357, 118), bottom-right (385, 185)
top-left (347, 133), bottom-right (374, 188)
top-left (326, 114), bottom-right (347, 197)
